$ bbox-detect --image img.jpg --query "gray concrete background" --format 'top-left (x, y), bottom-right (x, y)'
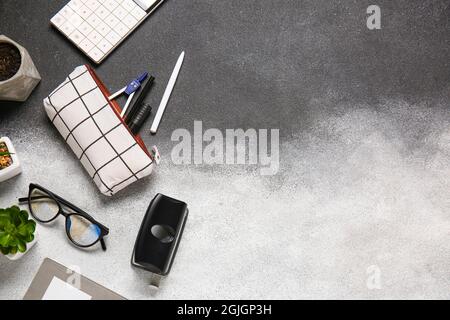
top-left (0, 0), bottom-right (449, 299)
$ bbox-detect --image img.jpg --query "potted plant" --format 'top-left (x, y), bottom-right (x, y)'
top-left (0, 35), bottom-right (41, 101)
top-left (0, 137), bottom-right (22, 182)
top-left (0, 206), bottom-right (37, 260)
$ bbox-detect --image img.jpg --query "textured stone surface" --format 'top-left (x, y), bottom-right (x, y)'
top-left (0, 0), bottom-right (449, 299)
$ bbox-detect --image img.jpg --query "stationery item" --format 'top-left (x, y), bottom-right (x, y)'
top-left (43, 65), bottom-right (160, 196)
top-left (24, 258), bottom-right (126, 300)
top-left (129, 103), bottom-right (152, 134)
top-left (18, 183), bottom-right (109, 251)
top-left (108, 72), bottom-right (148, 117)
top-left (131, 194), bottom-right (188, 279)
top-left (150, 51), bottom-right (185, 134)
top-left (124, 75), bottom-right (155, 121)
top-left (50, 0), bottom-right (166, 64)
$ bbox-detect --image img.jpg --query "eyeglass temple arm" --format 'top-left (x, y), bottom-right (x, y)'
top-left (100, 239), bottom-right (107, 251)
top-left (18, 197), bottom-right (32, 203)
top-left (19, 195), bottom-right (56, 203)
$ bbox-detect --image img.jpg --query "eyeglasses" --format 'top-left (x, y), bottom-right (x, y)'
top-left (19, 183), bottom-right (109, 251)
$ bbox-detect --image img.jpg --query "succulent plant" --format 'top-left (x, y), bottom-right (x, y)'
top-left (0, 206), bottom-right (36, 255)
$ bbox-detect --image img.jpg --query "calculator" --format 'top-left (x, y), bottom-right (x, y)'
top-left (50, 0), bottom-right (165, 64)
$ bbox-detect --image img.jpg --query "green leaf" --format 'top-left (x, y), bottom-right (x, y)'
top-left (9, 237), bottom-right (18, 247)
top-left (10, 206), bottom-right (20, 215)
top-left (0, 233), bottom-right (12, 247)
top-left (19, 210), bottom-right (29, 221)
top-left (17, 240), bottom-right (27, 253)
top-left (17, 223), bottom-right (29, 236)
top-left (25, 233), bottom-right (34, 243)
top-left (0, 246), bottom-right (10, 255)
top-left (28, 220), bottom-right (36, 232)
top-left (0, 214), bottom-right (8, 223)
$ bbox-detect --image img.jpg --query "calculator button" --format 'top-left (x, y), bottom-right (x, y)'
top-left (96, 21), bottom-right (112, 37)
top-left (106, 30), bottom-right (121, 46)
top-left (122, 14), bottom-right (138, 29)
top-left (105, 14), bottom-right (120, 28)
top-left (87, 30), bottom-right (102, 44)
top-left (95, 5), bottom-right (110, 20)
top-left (51, 13), bottom-right (66, 28)
top-left (120, 0), bottom-right (137, 12)
top-left (60, 21), bottom-right (76, 36)
top-left (86, 13), bottom-right (101, 28)
top-left (79, 38), bottom-right (95, 52)
top-left (85, 0), bottom-right (101, 11)
top-left (131, 6), bottom-right (146, 21)
top-left (97, 38), bottom-right (114, 54)
top-left (68, 0), bottom-right (84, 11)
top-left (78, 5), bottom-right (92, 19)
top-left (113, 5), bottom-right (128, 20)
top-left (69, 29), bottom-right (85, 44)
top-left (104, 0), bottom-right (120, 11)
top-left (60, 5), bottom-right (75, 19)
top-left (114, 22), bottom-right (130, 37)
top-left (88, 47), bottom-right (104, 63)
top-left (78, 21), bottom-right (94, 36)
top-left (68, 13), bottom-right (83, 27)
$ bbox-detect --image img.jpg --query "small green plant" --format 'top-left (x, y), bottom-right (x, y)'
top-left (0, 206), bottom-right (36, 255)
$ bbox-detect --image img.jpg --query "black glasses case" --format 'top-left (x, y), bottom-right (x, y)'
top-left (131, 194), bottom-right (188, 277)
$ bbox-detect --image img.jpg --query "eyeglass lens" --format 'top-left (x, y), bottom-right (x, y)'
top-left (67, 214), bottom-right (102, 247)
top-left (29, 188), bottom-right (59, 222)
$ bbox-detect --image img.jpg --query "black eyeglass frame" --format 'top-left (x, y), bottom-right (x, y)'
top-left (18, 183), bottom-right (109, 251)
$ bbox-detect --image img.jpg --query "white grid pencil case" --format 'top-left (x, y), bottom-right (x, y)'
top-left (43, 65), bottom-right (159, 196)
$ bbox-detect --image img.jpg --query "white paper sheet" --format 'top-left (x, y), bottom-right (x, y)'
top-left (42, 277), bottom-right (92, 300)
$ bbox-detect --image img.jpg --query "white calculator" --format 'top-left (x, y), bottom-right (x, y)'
top-left (51, 0), bottom-right (165, 64)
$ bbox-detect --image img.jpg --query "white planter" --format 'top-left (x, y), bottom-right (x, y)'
top-left (5, 231), bottom-right (37, 261)
top-left (0, 35), bottom-right (41, 102)
top-left (0, 137), bottom-right (22, 182)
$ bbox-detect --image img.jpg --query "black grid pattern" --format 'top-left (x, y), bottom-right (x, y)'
top-left (44, 65), bottom-right (154, 196)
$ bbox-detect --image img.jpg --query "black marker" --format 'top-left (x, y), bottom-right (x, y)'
top-left (129, 103), bottom-right (153, 135)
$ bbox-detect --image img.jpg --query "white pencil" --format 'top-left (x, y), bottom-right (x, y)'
top-left (150, 51), bottom-right (185, 134)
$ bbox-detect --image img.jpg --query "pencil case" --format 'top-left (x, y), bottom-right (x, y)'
top-left (43, 65), bottom-right (160, 196)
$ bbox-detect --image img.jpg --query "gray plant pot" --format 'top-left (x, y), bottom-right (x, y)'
top-left (0, 35), bottom-right (41, 102)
